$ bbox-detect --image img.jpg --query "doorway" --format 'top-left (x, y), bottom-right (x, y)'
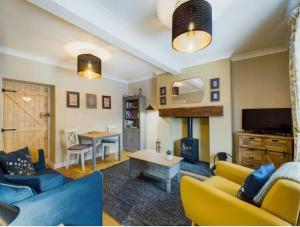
top-left (1, 79), bottom-right (51, 159)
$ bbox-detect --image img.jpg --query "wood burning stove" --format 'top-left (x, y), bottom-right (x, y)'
top-left (181, 117), bottom-right (199, 162)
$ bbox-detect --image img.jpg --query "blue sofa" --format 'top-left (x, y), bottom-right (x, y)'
top-left (0, 149), bottom-right (103, 226)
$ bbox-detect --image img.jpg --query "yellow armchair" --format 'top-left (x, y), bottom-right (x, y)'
top-left (180, 161), bottom-right (300, 226)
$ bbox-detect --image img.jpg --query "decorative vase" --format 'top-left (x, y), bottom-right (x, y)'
top-left (166, 155), bottom-right (173, 161)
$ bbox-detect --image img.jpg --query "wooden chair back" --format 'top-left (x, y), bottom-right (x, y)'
top-left (64, 128), bottom-right (79, 149)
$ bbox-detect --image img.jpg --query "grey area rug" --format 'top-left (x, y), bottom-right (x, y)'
top-left (181, 160), bottom-right (212, 177)
top-left (102, 161), bottom-right (192, 226)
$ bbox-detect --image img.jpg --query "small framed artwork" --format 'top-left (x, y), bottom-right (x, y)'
top-left (102, 95), bottom-right (111, 109)
top-left (160, 96), bottom-right (167, 105)
top-left (67, 91), bottom-right (80, 108)
top-left (210, 78), bottom-right (220, 90)
top-left (160, 87), bottom-right (167, 96)
top-left (86, 93), bottom-right (97, 109)
top-left (211, 91), bottom-right (220, 102)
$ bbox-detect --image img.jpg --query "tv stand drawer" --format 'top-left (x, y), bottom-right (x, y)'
top-left (264, 138), bottom-right (293, 153)
top-left (240, 148), bottom-right (265, 162)
top-left (241, 159), bottom-right (261, 169)
top-left (239, 136), bottom-right (263, 148)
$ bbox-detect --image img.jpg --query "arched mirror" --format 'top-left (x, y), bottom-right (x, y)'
top-left (171, 77), bottom-right (205, 104)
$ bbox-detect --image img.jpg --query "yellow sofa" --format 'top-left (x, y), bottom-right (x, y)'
top-left (180, 161), bottom-right (300, 226)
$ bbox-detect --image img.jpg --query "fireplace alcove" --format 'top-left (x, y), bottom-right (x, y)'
top-left (159, 106), bottom-right (223, 163)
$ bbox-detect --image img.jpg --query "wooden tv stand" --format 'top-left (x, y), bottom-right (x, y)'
top-left (236, 132), bottom-right (294, 169)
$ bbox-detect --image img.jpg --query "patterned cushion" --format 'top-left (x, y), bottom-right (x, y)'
top-left (68, 144), bottom-right (91, 150)
top-left (0, 147), bottom-right (35, 176)
top-left (237, 163), bottom-right (275, 203)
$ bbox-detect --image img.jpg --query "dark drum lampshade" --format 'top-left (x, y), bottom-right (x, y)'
top-left (172, 0), bottom-right (212, 53)
top-left (172, 86), bottom-right (179, 96)
top-left (77, 54), bottom-right (101, 79)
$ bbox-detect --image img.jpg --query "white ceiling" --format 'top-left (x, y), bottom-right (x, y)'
top-left (0, 0), bottom-right (299, 83)
top-left (0, 0), bottom-right (163, 83)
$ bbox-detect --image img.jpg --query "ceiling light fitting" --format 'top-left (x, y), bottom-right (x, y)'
top-left (77, 54), bottom-right (101, 79)
top-left (172, 0), bottom-right (212, 53)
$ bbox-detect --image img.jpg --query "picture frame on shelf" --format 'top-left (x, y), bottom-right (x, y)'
top-left (160, 87), bottom-right (167, 96)
top-left (102, 95), bottom-right (111, 109)
top-left (86, 93), bottom-right (97, 109)
top-left (160, 96), bottom-right (167, 105)
top-left (211, 90), bottom-right (220, 102)
top-left (210, 78), bottom-right (220, 90)
top-left (66, 91), bottom-right (80, 108)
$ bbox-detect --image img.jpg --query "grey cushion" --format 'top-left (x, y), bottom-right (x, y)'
top-left (68, 144), bottom-right (91, 150)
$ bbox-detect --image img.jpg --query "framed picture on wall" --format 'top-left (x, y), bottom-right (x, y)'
top-left (102, 95), bottom-right (111, 109)
top-left (160, 87), bottom-right (167, 96)
top-left (160, 96), bottom-right (167, 105)
top-left (67, 91), bottom-right (80, 108)
top-left (211, 91), bottom-right (220, 102)
top-left (86, 93), bottom-right (97, 109)
top-left (210, 78), bottom-right (220, 90)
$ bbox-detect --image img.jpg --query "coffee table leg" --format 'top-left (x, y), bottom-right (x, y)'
top-left (177, 172), bottom-right (181, 183)
top-left (177, 163), bottom-right (181, 183)
top-left (129, 159), bottom-right (132, 180)
top-left (166, 179), bottom-right (171, 194)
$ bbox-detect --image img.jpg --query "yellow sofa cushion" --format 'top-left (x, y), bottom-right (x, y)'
top-left (204, 176), bottom-right (241, 197)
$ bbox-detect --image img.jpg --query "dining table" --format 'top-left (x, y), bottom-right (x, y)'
top-left (78, 131), bottom-right (121, 170)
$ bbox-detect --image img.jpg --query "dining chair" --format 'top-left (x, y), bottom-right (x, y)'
top-left (100, 125), bottom-right (120, 160)
top-left (64, 128), bottom-right (92, 171)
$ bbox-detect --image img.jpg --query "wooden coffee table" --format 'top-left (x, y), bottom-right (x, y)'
top-left (128, 150), bottom-right (183, 193)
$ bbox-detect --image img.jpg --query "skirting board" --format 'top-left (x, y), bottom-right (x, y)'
top-left (47, 150), bottom-right (117, 169)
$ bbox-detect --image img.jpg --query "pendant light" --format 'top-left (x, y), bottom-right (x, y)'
top-left (172, 0), bottom-right (212, 53)
top-left (77, 54), bottom-right (101, 79)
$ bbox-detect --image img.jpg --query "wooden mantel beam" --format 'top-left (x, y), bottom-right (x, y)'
top-left (159, 106), bottom-right (223, 117)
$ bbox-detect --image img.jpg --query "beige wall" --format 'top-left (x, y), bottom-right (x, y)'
top-left (156, 59), bottom-right (232, 164)
top-left (129, 59), bottom-right (232, 164)
top-left (231, 52), bottom-right (291, 132)
top-left (0, 53), bottom-right (128, 165)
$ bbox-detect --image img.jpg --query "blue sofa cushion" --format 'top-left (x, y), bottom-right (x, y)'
top-left (4, 173), bottom-right (64, 193)
top-left (0, 147), bottom-right (35, 176)
top-left (36, 168), bottom-right (73, 183)
top-left (0, 182), bottom-right (35, 204)
top-left (237, 163), bottom-right (275, 202)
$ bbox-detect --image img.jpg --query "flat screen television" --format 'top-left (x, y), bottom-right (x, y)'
top-left (242, 108), bottom-right (292, 135)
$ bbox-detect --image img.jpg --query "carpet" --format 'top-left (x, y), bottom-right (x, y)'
top-left (181, 160), bottom-right (212, 177)
top-left (102, 161), bottom-right (192, 226)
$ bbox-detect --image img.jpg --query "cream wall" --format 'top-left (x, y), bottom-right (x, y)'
top-left (0, 53), bottom-right (128, 165)
top-left (231, 52), bottom-right (291, 132)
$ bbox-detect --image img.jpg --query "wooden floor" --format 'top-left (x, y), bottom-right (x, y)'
top-left (56, 151), bottom-right (207, 226)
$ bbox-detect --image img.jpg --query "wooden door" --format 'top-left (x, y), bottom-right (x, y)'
top-left (1, 80), bottom-right (50, 158)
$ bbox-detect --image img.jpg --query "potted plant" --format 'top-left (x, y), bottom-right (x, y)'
top-left (166, 150), bottom-right (173, 161)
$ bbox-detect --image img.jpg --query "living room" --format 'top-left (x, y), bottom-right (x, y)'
top-left (0, 0), bottom-right (299, 226)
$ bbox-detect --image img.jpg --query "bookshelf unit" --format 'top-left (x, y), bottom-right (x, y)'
top-left (123, 95), bottom-right (146, 151)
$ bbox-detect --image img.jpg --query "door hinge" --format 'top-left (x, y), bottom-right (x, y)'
top-left (1, 128), bottom-right (17, 133)
top-left (2, 88), bottom-right (17, 93)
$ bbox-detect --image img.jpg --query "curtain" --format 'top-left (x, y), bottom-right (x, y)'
top-left (289, 4), bottom-right (300, 161)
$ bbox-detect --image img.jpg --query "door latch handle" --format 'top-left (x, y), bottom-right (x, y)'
top-left (1, 128), bottom-right (17, 133)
